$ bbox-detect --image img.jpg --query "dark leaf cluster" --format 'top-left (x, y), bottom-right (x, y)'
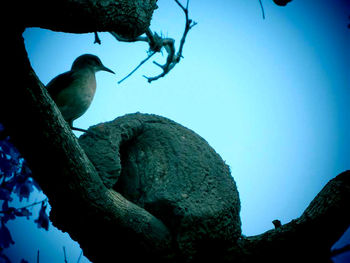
top-left (0, 135), bottom-right (40, 202)
top-left (0, 123), bottom-right (49, 262)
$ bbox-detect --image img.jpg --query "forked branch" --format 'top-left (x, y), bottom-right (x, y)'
top-left (110, 0), bottom-right (197, 83)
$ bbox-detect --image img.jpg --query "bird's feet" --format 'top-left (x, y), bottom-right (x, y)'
top-left (71, 126), bottom-right (106, 139)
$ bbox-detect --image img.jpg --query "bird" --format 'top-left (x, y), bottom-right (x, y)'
top-left (46, 54), bottom-right (115, 130)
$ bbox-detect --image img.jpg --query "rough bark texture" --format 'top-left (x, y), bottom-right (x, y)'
top-left (1, 1), bottom-right (349, 262)
top-left (2, 30), bottom-right (173, 263)
top-left (79, 113), bottom-right (241, 261)
top-left (10, 0), bottom-right (157, 38)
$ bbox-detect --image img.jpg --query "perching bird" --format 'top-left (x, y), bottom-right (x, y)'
top-left (46, 54), bottom-right (115, 129)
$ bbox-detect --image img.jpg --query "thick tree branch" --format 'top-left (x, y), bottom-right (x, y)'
top-left (1, 30), bottom-right (173, 263)
top-left (226, 170), bottom-right (350, 263)
top-left (2, 2), bottom-right (348, 261)
top-left (10, 0), bottom-right (158, 39)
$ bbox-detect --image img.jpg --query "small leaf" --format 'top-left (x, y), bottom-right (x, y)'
top-left (0, 221), bottom-right (15, 249)
top-left (1, 201), bottom-right (16, 224)
top-left (19, 160), bottom-right (32, 180)
top-left (13, 177), bottom-right (35, 202)
top-left (16, 180), bottom-right (33, 201)
top-left (0, 188), bottom-right (12, 202)
top-left (0, 253), bottom-right (11, 263)
top-left (34, 202), bottom-right (49, 231)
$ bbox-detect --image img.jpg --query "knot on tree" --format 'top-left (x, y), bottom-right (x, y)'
top-left (79, 113), bottom-right (241, 260)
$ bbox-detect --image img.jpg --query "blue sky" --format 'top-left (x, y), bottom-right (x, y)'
top-left (3, 0), bottom-right (350, 262)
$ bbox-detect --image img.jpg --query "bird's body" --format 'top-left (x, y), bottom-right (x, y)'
top-left (46, 54), bottom-right (114, 127)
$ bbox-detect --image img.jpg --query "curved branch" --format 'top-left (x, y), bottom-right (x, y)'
top-left (111, 0), bottom-right (197, 83)
top-left (258, 0), bottom-right (266, 19)
top-left (0, 30), bottom-right (173, 263)
top-left (144, 0), bottom-right (197, 83)
top-left (226, 170), bottom-right (350, 263)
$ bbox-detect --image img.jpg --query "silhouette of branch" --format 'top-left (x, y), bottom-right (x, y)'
top-left (144, 0), bottom-right (197, 83)
top-left (76, 251), bottom-right (83, 263)
top-left (110, 0), bottom-right (197, 83)
top-left (0, 198), bottom-right (48, 214)
top-left (63, 247), bottom-right (68, 263)
top-left (117, 51), bottom-right (156, 84)
top-left (258, 0), bottom-right (265, 19)
top-left (331, 244), bottom-right (350, 257)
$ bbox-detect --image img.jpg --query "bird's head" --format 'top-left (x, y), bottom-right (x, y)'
top-left (71, 54), bottom-right (115, 74)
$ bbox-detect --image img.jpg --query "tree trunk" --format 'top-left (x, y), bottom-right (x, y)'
top-left (1, 1), bottom-right (349, 262)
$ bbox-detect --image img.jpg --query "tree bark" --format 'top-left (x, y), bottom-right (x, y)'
top-left (2, 30), bottom-right (174, 263)
top-left (10, 0), bottom-right (157, 38)
top-left (1, 1), bottom-right (349, 262)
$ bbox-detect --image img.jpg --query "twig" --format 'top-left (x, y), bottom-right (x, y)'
top-left (144, 0), bottom-right (197, 82)
top-left (71, 127), bottom-right (89, 133)
top-left (258, 0), bottom-right (266, 19)
top-left (331, 244), bottom-right (350, 257)
top-left (37, 250), bottom-right (39, 263)
top-left (63, 247), bottom-right (68, 263)
top-left (110, 0), bottom-right (196, 83)
top-left (0, 198), bottom-right (48, 214)
top-left (76, 251), bottom-right (83, 263)
top-left (118, 51), bottom-right (156, 84)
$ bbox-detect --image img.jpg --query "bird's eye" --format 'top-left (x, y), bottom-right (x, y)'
top-left (93, 58), bottom-right (102, 66)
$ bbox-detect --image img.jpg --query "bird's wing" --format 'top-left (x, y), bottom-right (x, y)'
top-left (46, 71), bottom-right (75, 99)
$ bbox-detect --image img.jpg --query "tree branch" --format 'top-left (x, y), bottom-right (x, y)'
top-left (63, 247), bottom-right (68, 263)
top-left (331, 244), bottom-right (350, 258)
top-left (117, 51), bottom-right (157, 84)
top-left (110, 0), bottom-right (197, 83)
top-left (144, 0), bottom-right (197, 83)
top-left (2, 2), bottom-right (349, 261)
top-left (258, 0), bottom-right (266, 19)
top-left (10, 0), bottom-right (158, 39)
top-left (1, 30), bottom-right (173, 263)
top-left (0, 198), bottom-right (48, 214)
top-left (225, 170), bottom-right (350, 263)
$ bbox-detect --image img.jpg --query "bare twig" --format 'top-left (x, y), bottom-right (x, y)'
top-left (175, 0), bottom-right (197, 56)
top-left (76, 251), bottom-right (83, 263)
top-left (0, 198), bottom-right (48, 214)
top-left (71, 127), bottom-right (89, 133)
top-left (118, 51), bottom-right (156, 84)
top-left (110, 0), bottom-right (197, 83)
top-left (258, 0), bottom-right (266, 19)
top-left (331, 244), bottom-right (350, 258)
top-left (144, 0), bottom-right (197, 83)
top-left (63, 247), bottom-right (68, 263)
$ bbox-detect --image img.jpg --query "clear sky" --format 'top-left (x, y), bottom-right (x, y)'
top-left (4, 0), bottom-right (350, 262)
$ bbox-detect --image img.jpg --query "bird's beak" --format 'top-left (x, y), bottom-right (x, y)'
top-left (100, 65), bottom-right (115, 74)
